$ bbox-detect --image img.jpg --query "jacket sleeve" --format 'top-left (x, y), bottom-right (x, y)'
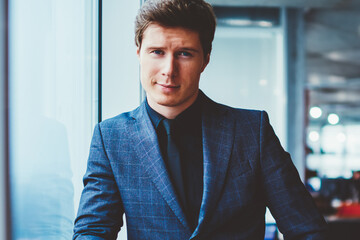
top-left (73, 123), bottom-right (124, 240)
top-left (259, 111), bottom-right (328, 240)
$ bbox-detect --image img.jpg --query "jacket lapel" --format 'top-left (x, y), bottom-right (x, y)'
top-left (191, 94), bottom-right (235, 239)
top-left (127, 103), bottom-right (191, 232)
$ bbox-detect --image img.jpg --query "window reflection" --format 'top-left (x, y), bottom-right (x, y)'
top-left (9, 0), bottom-right (98, 238)
top-left (11, 115), bottom-right (74, 238)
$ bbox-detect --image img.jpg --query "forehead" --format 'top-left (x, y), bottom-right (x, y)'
top-left (141, 23), bottom-right (202, 48)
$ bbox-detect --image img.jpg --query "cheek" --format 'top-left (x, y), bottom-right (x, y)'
top-left (192, 61), bottom-right (206, 74)
top-left (141, 60), bottom-right (159, 78)
top-left (188, 66), bottom-right (202, 82)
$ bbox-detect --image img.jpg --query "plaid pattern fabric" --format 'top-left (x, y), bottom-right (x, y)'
top-left (73, 92), bottom-right (328, 240)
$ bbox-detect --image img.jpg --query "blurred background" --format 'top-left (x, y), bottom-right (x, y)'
top-left (1, 0), bottom-right (360, 239)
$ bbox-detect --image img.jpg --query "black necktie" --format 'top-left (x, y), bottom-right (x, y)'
top-left (162, 119), bottom-right (187, 209)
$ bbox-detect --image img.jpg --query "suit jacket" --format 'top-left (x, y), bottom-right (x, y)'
top-left (73, 92), bottom-right (327, 240)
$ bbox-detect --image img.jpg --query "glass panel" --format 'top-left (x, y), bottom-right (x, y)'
top-left (9, 0), bottom-right (98, 238)
top-left (304, 7), bottom-right (360, 215)
top-left (201, 26), bottom-right (286, 146)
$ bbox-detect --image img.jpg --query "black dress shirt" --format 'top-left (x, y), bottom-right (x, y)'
top-left (145, 97), bottom-right (203, 231)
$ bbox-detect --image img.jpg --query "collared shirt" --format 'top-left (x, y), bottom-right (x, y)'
top-left (145, 97), bottom-right (203, 231)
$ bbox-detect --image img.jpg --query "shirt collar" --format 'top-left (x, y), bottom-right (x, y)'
top-left (145, 99), bottom-right (164, 129)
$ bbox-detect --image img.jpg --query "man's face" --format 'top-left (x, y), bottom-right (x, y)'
top-left (137, 23), bottom-right (209, 114)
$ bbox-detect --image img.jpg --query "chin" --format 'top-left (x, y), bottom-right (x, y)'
top-left (157, 93), bottom-right (197, 107)
top-left (156, 99), bottom-right (181, 107)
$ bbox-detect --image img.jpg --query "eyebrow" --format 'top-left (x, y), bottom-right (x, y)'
top-left (180, 47), bottom-right (200, 53)
top-left (145, 46), bottom-right (200, 53)
top-left (145, 47), bottom-right (164, 51)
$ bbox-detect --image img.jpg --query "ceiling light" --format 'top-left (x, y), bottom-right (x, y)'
top-left (257, 21), bottom-right (273, 27)
top-left (220, 19), bottom-right (252, 26)
top-left (309, 106), bottom-right (322, 119)
top-left (328, 113), bottom-right (340, 125)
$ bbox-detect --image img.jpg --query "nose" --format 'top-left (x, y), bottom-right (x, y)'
top-left (161, 55), bottom-right (177, 79)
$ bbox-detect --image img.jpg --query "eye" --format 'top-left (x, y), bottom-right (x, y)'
top-left (151, 50), bottom-right (164, 55)
top-left (178, 51), bottom-right (192, 57)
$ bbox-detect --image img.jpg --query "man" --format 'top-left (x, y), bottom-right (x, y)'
top-left (73, 0), bottom-right (328, 239)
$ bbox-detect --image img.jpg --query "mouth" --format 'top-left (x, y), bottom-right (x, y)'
top-left (157, 83), bottom-right (180, 89)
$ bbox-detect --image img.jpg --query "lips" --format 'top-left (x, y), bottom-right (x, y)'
top-left (157, 83), bottom-right (180, 89)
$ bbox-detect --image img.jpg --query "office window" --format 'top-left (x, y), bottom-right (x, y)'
top-left (9, 0), bottom-right (98, 238)
top-left (307, 124), bottom-right (360, 178)
top-left (201, 15), bottom-right (286, 147)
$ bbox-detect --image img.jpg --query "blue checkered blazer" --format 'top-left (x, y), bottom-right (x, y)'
top-left (73, 92), bottom-right (327, 240)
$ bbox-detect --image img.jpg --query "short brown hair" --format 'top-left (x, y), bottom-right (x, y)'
top-left (135, 0), bottom-right (216, 57)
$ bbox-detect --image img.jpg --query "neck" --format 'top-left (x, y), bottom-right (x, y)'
top-left (147, 92), bottom-right (198, 119)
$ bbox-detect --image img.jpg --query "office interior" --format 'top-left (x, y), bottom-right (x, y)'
top-left (1, 0), bottom-right (360, 239)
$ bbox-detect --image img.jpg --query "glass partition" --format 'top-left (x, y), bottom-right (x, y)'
top-left (201, 17), bottom-right (286, 148)
top-left (9, 0), bottom-right (99, 238)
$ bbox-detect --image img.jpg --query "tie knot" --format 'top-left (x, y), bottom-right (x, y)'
top-left (162, 119), bottom-right (175, 135)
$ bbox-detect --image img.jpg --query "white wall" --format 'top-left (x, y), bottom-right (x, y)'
top-left (102, 0), bottom-right (141, 120)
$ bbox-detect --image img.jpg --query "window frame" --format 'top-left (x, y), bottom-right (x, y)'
top-left (0, 0), bottom-right (10, 238)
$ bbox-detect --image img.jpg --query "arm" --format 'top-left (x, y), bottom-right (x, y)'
top-left (259, 111), bottom-right (328, 240)
top-left (73, 124), bottom-right (124, 240)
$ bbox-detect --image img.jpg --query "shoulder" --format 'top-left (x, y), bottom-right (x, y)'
top-left (92, 107), bottom-right (142, 143)
top-left (99, 107), bottom-right (140, 129)
top-left (200, 91), bottom-right (270, 127)
top-left (207, 98), bottom-right (267, 123)
top-left (91, 107), bottom-right (143, 145)
top-left (226, 104), bottom-right (263, 120)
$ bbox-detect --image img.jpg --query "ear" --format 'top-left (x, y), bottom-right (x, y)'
top-left (201, 53), bottom-right (210, 73)
top-left (136, 47), bottom-right (140, 58)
